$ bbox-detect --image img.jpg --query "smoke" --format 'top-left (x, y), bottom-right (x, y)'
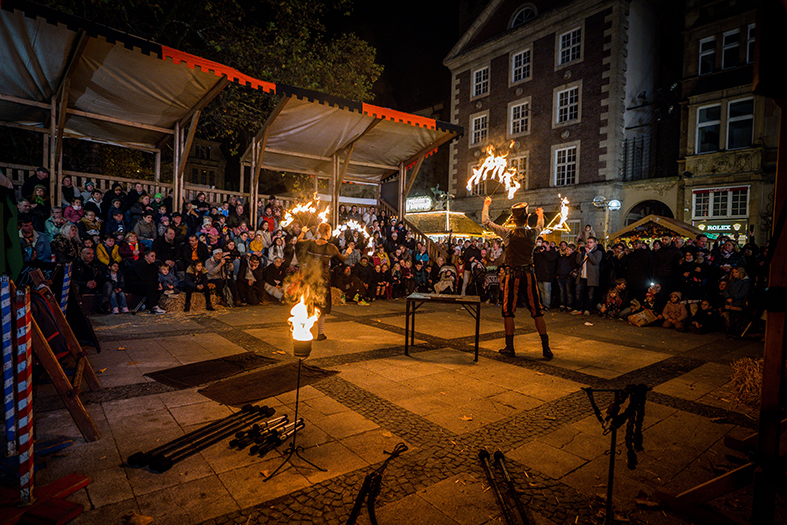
top-left (283, 255), bottom-right (328, 317)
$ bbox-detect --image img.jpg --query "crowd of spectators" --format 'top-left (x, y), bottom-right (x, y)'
top-left (8, 167), bottom-right (768, 334)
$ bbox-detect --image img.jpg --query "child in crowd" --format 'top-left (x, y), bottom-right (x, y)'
top-left (661, 291), bottom-right (688, 331)
top-left (401, 260), bottom-right (415, 295)
top-left (390, 262), bottom-right (403, 298)
top-left (104, 261), bottom-right (129, 314)
top-left (96, 234), bottom-right (122, 266)
top-left (373, 264), bottom-right (387, 300)
top-left (158, 263), bottom-right (180, 295)
top-left (690, 299), bottom-right (722, 334)
top-left (414, 261), bottom-right (429, 292)
top-left (119, 232), bottom-right (143, 263)
top-left (184, 261), bottom-right (213, 312)
top-left (64, 196), bottom-right (85, 223)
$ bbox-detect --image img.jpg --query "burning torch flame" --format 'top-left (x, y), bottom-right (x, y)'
top-left (333, 220), bottom-right (370, 240)
top-left (466, 145), bottom-right (522, 200)
top-left (281, 199), bottom-right (330, 229)
top-left (541, 194), bottom-right (572, 234)
top-left (289, 294), bottom-right (320, 342)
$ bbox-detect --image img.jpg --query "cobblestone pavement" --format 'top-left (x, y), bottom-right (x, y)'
top-left (35, 302), bottom-right (770, 525)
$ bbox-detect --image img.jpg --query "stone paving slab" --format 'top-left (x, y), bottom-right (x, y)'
top-left (377, 308), bottom-right (502, 338)
top-left (27, 301), bottom-right (773, 525)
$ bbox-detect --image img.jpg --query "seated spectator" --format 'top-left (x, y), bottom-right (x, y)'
top-left (96, 234), bottom-right (123, 267)
top-left (20, 166), bottom-right (49, 203)
top-left (236, 231), bottom-right (250, 256)
top-left (73, 247), bottom-right (104, 300)
top-left (249, 232), bottom-right (266, 259)
top-left (414, 260), bottom-right (429, 292)
top-left (61, 175), bottom-right (77, 207)
top-left (690, 299), bottom-right (722, 334)
top-left (78, 209), bottom-right (102, 245)
top-left (64, 196), bottom-right (84, 224)
top-left (434, 262), bottom-right (457, 294)
top-left (402, 260), bottom-right (416, 295)
top-left (183, 261), bottom-right (213, 312)
top-left (237, 254), bottom-right (266, 305)
top-left (101, 183), bottom-right (127, 220)
top-left (80, 180), bottom-right (97, 204)
top-left (268, 235), bottom-right (286, 264)
top-left (661, 290), bottom-right (688, 331)
top-left (44, 206), bottom-right (67, 242)
top-left (223, 239), bottom-right (243, 277)
top-left (598, 278), bottom-right (628, 319)
top-left (105, 201), bottom-right (127, 230)
top-left (641, 282), bottom-right (667, 315)
top-left (119, 231), bottom-right (146, 265)
top-left (125, 182), bottom-right (146, 212)
top-left (373, 264), bottom-right (387, 300)
top-left (29, 185), bottom-right (50, 224)
top-left (353, 256), bottom-right (375, 297)
top-left (333, 264), bottom-right (368, 304)
top-left (262, 256), bottom-right (286, 303)
top-left (133, 211), bottom-right (157, 249)
top-left (84, 189), bottom-right (103, 217)
top-left (129, 195), bottom-right (155, 227)
top-left (181, 234), bottom-right (209, 267)
top-left (126, 250), bottom-right (166, 314)
top-left (722, 266), bottom-right (751, 331)
top-left (205, 249), bottom-right (239, 306)
top-left (170, 213), bottom-right (188, 245)
top-left (18, 216), bottom-right (52, 262)
top-left (158, 263), bottom-right (180, 296)
top-left (157, 215), bottom-right (170, 238)
top-left (103, 260), bottom-right (129, 314)
top-left (152, 227), bottom-right (180, 271)
top-left (51, 223), bottom-right (82, 263)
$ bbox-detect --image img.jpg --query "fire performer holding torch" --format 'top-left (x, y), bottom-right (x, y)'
top-left (297, 222), bottom-right (352, 341)
top-left (482, 196), bottom-right (553, 359)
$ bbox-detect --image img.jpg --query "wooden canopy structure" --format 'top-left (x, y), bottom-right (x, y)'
top-left (608, 214), bottom-right (705, 241)
top-left (405, 211), bottom-right (486, 238)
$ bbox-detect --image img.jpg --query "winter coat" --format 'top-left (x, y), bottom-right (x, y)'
top-left (534, 247), bottom-right (558, 282)
top-left (575, 247), bottom-right (603, 287)
top-left (724, 277), bottom-right (751, 309)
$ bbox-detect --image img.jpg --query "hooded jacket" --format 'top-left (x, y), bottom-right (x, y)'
top-left (662, 291), bottom-right (688, 322)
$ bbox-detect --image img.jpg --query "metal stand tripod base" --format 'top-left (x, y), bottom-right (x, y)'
top-left (264, 358), bottom-right (325, 482)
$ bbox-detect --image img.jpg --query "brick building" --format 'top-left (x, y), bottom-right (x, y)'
top-left (444, 0), bottom-right (683, 242)
top-left (677, 0), bottom-right (778, 245)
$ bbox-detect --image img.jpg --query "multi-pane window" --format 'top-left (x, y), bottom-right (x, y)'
top-left (699, 36), bottom-right (716, 75)
top-left (511, 7), bottom-right (536, 28)
top-left (559, 28), bottom-right (581, 65)
top-left (696, 104), bottom-right (721, 153)
top-left (727, 98), bottom-right (754, 150)
top-left (511, 49), bottom-right (531, 83)
top-left (510, 102), bottom-right (530, 135)
top-left (747, 24), bottom-right (756, 64)
top-left (556, 87), bottom-right (579, 124)
top-left (722, 30), bottom-right (740, 70)
top-left (693, 187), bottom-right (750, 219)
top-left (694, 192), bottom-right (709, 218)
top-left (472, 67), bottom-right (489, 98)
top-left (471, 115), bottom-right (488, 145)
top-left (554, 147), bottom-right (577, 186)
top-left (510, 155), bottom-right (528, 187)
top-left (731, 189), bottom-right (748, 216)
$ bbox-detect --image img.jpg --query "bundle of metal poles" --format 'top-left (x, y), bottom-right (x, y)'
top-left (478, 449), bottom-right (530, 525)
top-left (125, 404), bottom-right (276, 473)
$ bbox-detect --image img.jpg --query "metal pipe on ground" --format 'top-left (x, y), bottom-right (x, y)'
top-left (478, 450), bottom-right (515, 525)
top-left (149, 408), bottom-right (277, 473)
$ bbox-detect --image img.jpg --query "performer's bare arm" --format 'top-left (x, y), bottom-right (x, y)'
top-left (482, 196), bottom-right (508, 238)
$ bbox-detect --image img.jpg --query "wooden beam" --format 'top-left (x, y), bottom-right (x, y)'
top-left (65, 108), bottom-right (174, 135)
top-left (0, 93), bottom-right (51, 110)
top-left (404, 155), bottom-right (425, 198)
top-left (179, 77), bottom-right (230, 127)
top-left (398, 163), bottom-right (405, 218)
top-left (176, 111), bottom-right (200, 186)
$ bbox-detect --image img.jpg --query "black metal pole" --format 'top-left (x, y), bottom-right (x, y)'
top-left (478, 450), bottom-right (514, 525)
top-left (150, 408), bottom-right (276, 473)
top-left (126, 404), bottom-right (261, 467)
top-left (494, 451), bottom-right (530, 525)
top-left (605, 426), bottom-right (617, 525)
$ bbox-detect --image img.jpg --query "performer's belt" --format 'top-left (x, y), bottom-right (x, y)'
top-left (503, 265), bottom-right (534, 275)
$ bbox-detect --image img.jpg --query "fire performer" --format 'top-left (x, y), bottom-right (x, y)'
top-left (482, 196), bottom-right (553, 359)
top-left (297, 222), bottom-right (352, 341)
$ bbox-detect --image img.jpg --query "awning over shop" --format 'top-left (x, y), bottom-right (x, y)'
top-left (609, 214), bottom-right (705, 241)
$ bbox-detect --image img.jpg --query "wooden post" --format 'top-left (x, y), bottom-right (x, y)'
top-left (398, 163), bottom-right (406, 219)
top-left (172, 123), bottom-right (180, 207)
top-left (752, 99), bottom-right (787, 524)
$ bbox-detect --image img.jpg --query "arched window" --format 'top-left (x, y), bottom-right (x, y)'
top-left (511, 6), bottom-right (537, 28)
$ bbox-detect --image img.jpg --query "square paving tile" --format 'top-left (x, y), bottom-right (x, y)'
top-left (136, 474), bottom-right (239, 524)
top-left (653, 362), bottom-right (733, 401)
top-left (378, 308), bottom-right (501, 339)
top-left (507, 440), bottom-right (588, 480)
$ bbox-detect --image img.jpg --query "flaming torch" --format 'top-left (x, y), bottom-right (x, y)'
top-left (466, 145), bottom-right (522, 200)
top-left (332, 220), bottom-right (370, 241)
top-left (281, 194), bottom-right (330, 230)
top-left (289, 294), bottom-right (320, 358)
top-left (541, 194), bottom-right (572, 235)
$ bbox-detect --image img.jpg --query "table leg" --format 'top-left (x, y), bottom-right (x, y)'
top-left (411, 303), bottom-right (416, 348)
top-left (475, 303), bottom-right (480, 362)
top-left (405, 300), bottom-right (410, 356)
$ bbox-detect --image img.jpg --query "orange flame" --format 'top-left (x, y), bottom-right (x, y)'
top-left (466, 145), bottom-right (521, 200)
top-left (281, 198), bottom-right (330, 228)
top-left (542, 194), bottom-right (572, 234)
top-left (289, 294), bottom-right (320, 342)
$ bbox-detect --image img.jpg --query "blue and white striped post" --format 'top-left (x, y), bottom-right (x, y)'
top-left (1, 276), bottom-right (15, 457)
top-left (60, 263), bottom-right (72, 314)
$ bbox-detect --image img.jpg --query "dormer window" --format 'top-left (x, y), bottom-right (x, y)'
top-left (511, 6), bottom-right (537, 29)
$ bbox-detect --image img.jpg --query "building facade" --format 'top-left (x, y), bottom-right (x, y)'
top-left (677, 0), bottom-right (778, 245)
top-left (186, 138), bottom-right (226, 190)
top-left (445, 0), bottom-right (685, 243)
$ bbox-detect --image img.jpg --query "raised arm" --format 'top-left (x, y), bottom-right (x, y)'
top-left (482, 196), bottom-right (508, 238)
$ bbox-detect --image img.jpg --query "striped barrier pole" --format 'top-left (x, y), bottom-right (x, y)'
top-left (60, 263), bottom-right (72, 314)
top-left (1, 276), bottom-right (15, 457)
top-left (15, 289), bottom-right (34, 505)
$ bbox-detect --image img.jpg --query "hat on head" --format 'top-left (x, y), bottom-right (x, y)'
top-left (504, 202), bottom-right (529, 227)
top-left (154, 193), bottom-right (162, 199)
top-left (85, 180), bottom-right (94, 187)
top-left (36, 166), bottom-right (49, 174)
top-left (268, 195), bottom-right (276, 200)
top-left (213, 249), bottom-right (223, 256)
top-left (112, 209), bottom-right (124, 216)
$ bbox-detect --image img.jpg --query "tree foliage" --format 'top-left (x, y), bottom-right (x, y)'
top-left (42, 0), bottom-right (383, 155)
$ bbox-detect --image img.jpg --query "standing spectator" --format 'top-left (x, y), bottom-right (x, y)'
top-left (414, 260), bottom-right (429, 292)
top-left (103, 260), bottom-right (129, 313)
top-left (572, 237), bottom-right (603, 316)
top-left (20, 166), bottom-right (49, 202)
top-left (460, 239), bottom-right (482, 296)
top-left (363, 206), bottom-right (377, 226)
top-left (60, 175), bottom-right (77, 207)
top-left (713, 240), bottom-right (744, 280)
top-left (126, 250), bottom-right (166, 314)
top-left (626, 240), bottom-right (653, 301)
top-left (652, 234), bottom-right (683, 294)
top-left (556, 243), bottom-right (577, 312)
top-left (534, 239), bottom-right (558, 310)
top-left (576, 224), bottom-right (595, 245)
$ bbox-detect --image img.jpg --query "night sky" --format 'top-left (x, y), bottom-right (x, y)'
top-left (330, 0), bottom-right (463, 112)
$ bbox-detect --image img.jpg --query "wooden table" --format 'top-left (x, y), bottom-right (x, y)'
top-left (404, 293), bottom-right (482, 361)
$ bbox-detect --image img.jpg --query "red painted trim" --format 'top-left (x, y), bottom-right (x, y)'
top-left (161, 46), bottom-right (277, 93)
top-left (362, 103), bottom-right (437, 129)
